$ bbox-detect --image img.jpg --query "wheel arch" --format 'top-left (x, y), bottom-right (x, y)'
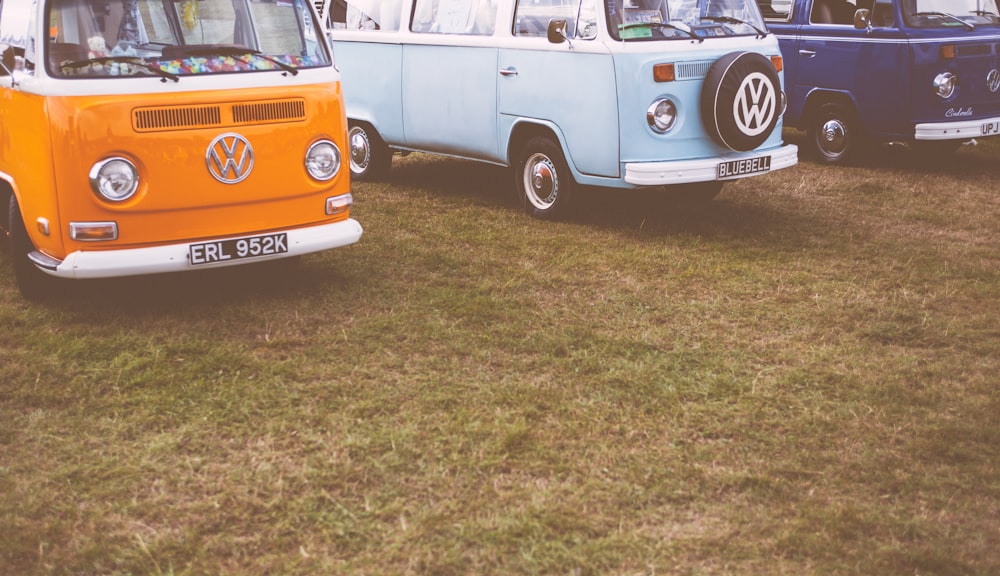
top-left (0, 175), bottom-right (15, 236)
top-left (506, 120), bottom-right (579, 177)
top-left (802, 89), bottom-right (860, 126)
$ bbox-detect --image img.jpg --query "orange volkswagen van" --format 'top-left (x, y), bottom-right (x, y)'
top-left (0, 0), bottom-right (361, 298)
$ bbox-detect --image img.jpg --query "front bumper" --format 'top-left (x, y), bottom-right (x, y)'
top-left (915, 116), bottom-right (1000, 141)
top-left (31, 218), bottom-right (363, 280)
top-left (624, 144), bottom-right (798, 186)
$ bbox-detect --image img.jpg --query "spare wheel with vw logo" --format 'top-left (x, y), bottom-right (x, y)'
top-left (701, 52), bottom-right (783, 152)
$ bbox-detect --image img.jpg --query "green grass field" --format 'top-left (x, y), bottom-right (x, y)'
top-left (1, 136), bottom-right (998, 575)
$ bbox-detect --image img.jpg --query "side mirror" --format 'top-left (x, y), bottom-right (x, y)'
top-left (547, 19), bottom-right (569, 44)
top-left (854, 8), bottom-right (871, 30)
top-left (0, 44), bottom-right (14, 77)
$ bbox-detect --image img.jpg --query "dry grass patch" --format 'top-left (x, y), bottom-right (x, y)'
top-left (1, 137), bottom-right (998, 575)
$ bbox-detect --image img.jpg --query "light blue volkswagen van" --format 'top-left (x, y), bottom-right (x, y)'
top-left (323, 0), bottom-right (798, 218)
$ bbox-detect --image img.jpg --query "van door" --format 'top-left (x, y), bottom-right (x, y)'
top-left (402, 0), bottom-right (500, 161)
top-left (498, 0), bottom-right (618, 177)
top-left (795, 0), bottom-right (908, 138)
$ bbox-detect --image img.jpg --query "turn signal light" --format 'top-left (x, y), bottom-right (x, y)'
top-left (653, 63), bottom-right (675, 83)
top-left (770, 55), bottom-right (783, 73)
top-left (940, 45), bottom-right (956, 59)
top-left (69, 222), bottom-right (118, 241)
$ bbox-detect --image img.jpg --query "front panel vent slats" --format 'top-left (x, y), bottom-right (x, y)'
top-left (133, 106), bottom-right (222, 131)
top-left (676, 61), bottom-right (712, 80)
top-left (132, 99), bottom-right (307, 133)
top-left (232, 99), bottom-right (307, 125)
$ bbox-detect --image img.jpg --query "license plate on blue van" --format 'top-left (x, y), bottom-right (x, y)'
top-left (982, 120), bottom-right (1000, 136)
top-left (718, 155), bottom-right (772, 180)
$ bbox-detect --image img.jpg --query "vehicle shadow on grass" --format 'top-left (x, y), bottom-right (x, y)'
top-left (7, 256), bottom-right (356, 314)
top-left (385, 153), bottom-right (800, 240)
top-left (784, 128), bottom-right (1000, 176)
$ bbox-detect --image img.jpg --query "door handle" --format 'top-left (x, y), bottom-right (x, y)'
top-left (799, 49), bottom-right (817, 58)
top-left (499, 67), bottom-right (518, 77)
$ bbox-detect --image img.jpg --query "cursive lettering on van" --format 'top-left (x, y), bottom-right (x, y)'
top-left (945, 107), bottom-right (974, 118)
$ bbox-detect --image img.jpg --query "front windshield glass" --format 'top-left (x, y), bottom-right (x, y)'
top-left (607, 0), bottom-right (766, 41)
top-left (46, 0), bottom-right (330, 78)
top-left (902, 0), bottom-right (1000, 27)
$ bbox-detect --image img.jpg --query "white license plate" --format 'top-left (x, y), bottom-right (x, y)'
top-left (718, 155), bottom-right (771, 180)
top-left (981, 120), bottom-right (1000, 136)
top-left (189, 232), bottom-right (288, 266)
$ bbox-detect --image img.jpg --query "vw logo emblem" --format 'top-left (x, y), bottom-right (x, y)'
top-left (206, 133), bottom-right (254, 184)
top-left (733, 72), bottom-right (776, 137)
top-left (987, 69), bottom-right (1000, 94)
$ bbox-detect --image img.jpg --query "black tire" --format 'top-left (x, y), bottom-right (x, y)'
top-left (8, 195), bottom-right (59, 299)
top-left (513, 135), bottom-right (575, 219)
top-left (348, 122), bottom-right (391, 182)
top-left (701, 52), bottom-right (782, 152)
top-left (807, 101), bottom-right (866, 164)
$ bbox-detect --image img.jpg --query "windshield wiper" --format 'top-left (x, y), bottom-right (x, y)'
top-left (915, 11), bottom-right (976, 29)
top-left (61, 56), bottom-right (180, 82)
top-left (168, 45), bottom-right (299, 76)
top-left (699, 15), bottom-right (769, 38)
top-left (618, 21), bottom-right (704, 42)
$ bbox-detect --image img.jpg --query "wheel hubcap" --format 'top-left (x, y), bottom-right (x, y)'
top-left (524, 154), bottom-right (558, 209)
top-left (819, 119), bottom-right (847, 155)
top-left (349, 128), bottom-right (370, 172)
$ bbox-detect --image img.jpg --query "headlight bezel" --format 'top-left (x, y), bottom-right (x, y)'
top-left (933, 72), bottom-right (958, 99)
top-left (305, 139), bottom-right (342, 182)
top-left (88, 157), bottom-right (140, 202)
top-left (647, 98), bottom-right (679, 134)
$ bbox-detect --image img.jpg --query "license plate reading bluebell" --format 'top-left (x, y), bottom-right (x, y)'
top-left (718, 155), bottom-right (771, 180)
top-left (189, 232), bottom-right (288, 266)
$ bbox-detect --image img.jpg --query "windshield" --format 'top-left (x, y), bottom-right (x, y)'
top-left (607, 0), bottom-right (766, 41)
top-left (902, 0), bottom-right (1000, 27)
top-left (46, 0), bottom-right (330, 78)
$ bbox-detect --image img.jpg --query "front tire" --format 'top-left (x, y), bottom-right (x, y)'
top-left (514, 136), bottom-right (575, 219)
top-left (8, 195), bottom-right (58, 299)
top-left (807, 101), bottom-right (865, 164)
top-left (348, 122), bottom-right (391, 182)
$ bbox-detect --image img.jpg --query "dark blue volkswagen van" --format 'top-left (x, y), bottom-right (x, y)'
top-left (758, 0), bottom-right (1000, 163)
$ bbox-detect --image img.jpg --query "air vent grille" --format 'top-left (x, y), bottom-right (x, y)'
top-left (133, 106), bottom-right (222, 131)
top-left (956, 43), bottom-right (992, 57)
top-left (676, 61), bottom-right (712, 80)
top-left (232, 99), bottom-right (307, 124)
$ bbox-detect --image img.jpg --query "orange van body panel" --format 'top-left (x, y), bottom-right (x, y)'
top-left (8, 82), bottom-right (349, 261)
top-left (0, 91), bottom-right (62, 256)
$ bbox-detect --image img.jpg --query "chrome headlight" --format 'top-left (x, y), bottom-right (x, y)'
top-left (89, 157), bottom-right (139, 202)
top-left (933, 72), bottom-right (957, 99)
top-left (305, 139), bottom-right (342, 181)
top-left (647, 98), bottom-right (678, 134)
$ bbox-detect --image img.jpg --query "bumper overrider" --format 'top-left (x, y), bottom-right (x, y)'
top-left (624, 144), bottom-right (798, 186)
top-left (29, 218), bottom-right (363, 279)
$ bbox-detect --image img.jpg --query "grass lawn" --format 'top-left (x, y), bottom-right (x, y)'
top-left (1, 135), bottom-right (998, 575)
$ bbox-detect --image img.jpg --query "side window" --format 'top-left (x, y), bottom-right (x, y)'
top-left (411, 0), bottom-right (497, 35)
top-left (757, 0), bottom-right (792, 20)
top-left (513, 0), bottom-right (598, 39)
top-left (0, 0), bottom-right (30, 50)
top-left (811, 0), bottom-right (858, 24)
top-left (869, 0), bottom-right (894, 26)
top-left (328, 0), bottom-right (401, 31)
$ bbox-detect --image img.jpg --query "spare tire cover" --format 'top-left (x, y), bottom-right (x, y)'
top-left (701, 51), bottom-right (781, 152)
